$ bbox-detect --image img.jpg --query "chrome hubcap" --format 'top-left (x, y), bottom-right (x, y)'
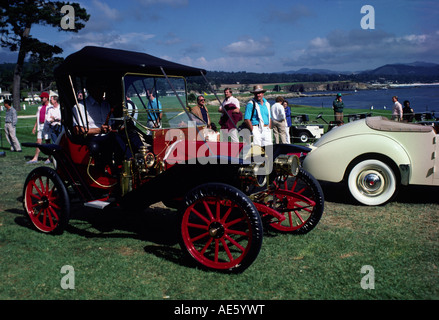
top-left (357, 170), bottom-right (386, 195)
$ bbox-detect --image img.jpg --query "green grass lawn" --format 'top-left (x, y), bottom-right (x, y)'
top-left (0, 104), bottom-right (437, 301)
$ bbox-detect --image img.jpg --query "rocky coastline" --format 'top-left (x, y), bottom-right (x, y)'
top-left (207, 81), bottom-right (378, 105)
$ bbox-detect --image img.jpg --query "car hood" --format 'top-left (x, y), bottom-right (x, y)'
top-left (311, 118), bottom-right (369, 148)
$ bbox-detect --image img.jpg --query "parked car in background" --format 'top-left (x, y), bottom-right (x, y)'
top-left (302, 116), bottom-right (439, 206)
top-left (290, 114), bottom-right (324, 143)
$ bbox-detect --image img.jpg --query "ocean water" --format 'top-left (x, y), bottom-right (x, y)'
top-left (281, 85), bottom-right (439, 114)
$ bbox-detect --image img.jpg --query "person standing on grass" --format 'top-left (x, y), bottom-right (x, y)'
top-left (27, 92), bottom-right (51, 164)
top-left (391, 96), bottom-right (403, 122)
top-left (402, 100), bottom-right (414, 123)
top-left (218, 87), bottom-right (241, 143)
top-left (3, 99), bottom-right (22, 152)
top-left (283, 100), bottom-right (292, 143)
top-left (243, 85), bottom-right (272, 146)
top-left (332, 93), bottom-right (344, 123)
top-left (271, 96), bottom-right (288, 144)
top-left (47, 95), bottom-right (62, 143)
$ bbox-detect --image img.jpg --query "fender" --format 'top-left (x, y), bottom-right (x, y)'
top-left (303, 134), bottom-right (411, 183)
top-left (22, 142), bottom-right (62, 156)
top-left (271, 143), bottom-right (311, 158)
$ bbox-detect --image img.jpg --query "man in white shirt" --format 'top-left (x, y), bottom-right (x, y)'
top-left (72, 78), bottom-right (117, 166)
top-left (271, 96), bottom-right (287, 144)
top-left (72, 82), bottom-right (111, 136)
top-left (391, 96), bottom-right (403, 122)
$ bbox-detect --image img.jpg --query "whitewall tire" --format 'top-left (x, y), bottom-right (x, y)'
top-left (347, 159), bottom-right (398, 206)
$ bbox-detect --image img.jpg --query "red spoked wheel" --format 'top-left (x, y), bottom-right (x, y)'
top-left (268, 168), bottom-right (324, 234)
top-left (180, 183), bottom-right (263, 273)
top-left (23, 167), bottom-right (70, 234)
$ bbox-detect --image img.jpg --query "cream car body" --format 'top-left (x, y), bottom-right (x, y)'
top-left (302, 116), bottom-right (439, 205)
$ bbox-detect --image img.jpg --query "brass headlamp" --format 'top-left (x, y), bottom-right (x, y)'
top-left (273, 154), bottom-right (300, 177)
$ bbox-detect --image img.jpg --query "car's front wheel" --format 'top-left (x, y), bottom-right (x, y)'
top-left (179, 183), bottom-right (263, 273)
top-left (347, 159), bottom-right (398, 206)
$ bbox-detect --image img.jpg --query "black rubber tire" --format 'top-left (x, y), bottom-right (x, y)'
top-left (179, 183), bottom-right (263, 273)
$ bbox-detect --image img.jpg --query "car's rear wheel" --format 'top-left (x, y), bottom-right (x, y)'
top-left (23, 167), bottom-right (70, 234)
top-left (347, 159), bottom-right (398, 206)
top-left (179, 183), bottom-right (263, 273)
top-left (298, 131), bottom-right (310, 143)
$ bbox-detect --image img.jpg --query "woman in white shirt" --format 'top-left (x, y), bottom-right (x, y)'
top-left (47, 95), bottom-right (62, 143)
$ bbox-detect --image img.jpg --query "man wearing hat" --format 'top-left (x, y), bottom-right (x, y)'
top-left (332, 93), bottom-right (344, 123)
top-left (243, 85), bottom-right (272, 146)
top-left (27, 92), bottom-right (52, 164)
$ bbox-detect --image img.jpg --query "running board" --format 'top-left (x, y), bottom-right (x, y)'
top-left (84, 200), bottom-right (111, 210)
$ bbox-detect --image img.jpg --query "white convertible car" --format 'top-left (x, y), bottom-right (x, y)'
top-left (302, 116), bottom-right (439, 206)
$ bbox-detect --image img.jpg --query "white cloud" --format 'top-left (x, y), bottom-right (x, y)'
top-left (283, 29), bottom-right (439, 70)
top-left (223, 37), bottom-right (274, 57)
top-left (63, 32), bottom-right (155, 53)
top-left (156, 32), bottom-right (182, 46)
top-left (171, 55), bottom-right (281, 73)
top-left (92, 0), bottom-right (121, 20)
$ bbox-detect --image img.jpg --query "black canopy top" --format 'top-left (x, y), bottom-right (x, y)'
top-left (54, 46), bottom-right (207, 78)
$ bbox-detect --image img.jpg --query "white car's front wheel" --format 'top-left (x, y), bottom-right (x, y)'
top-left (347, 159), bottom-right (398, 206)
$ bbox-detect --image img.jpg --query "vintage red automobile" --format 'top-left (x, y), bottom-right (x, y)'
top-left (22, 46), bottom-right (324, 273)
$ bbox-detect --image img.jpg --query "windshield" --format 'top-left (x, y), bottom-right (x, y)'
top-left (123, 74), bottom-right (205, 130)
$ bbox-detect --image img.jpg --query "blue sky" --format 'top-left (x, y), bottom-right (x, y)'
top-left (1, 0), bottom-right (439, 72)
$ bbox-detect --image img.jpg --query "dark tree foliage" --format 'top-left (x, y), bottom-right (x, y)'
top-left (0, 0), bottom-right (89, 109)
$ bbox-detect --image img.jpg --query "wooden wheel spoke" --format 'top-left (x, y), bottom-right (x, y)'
top-left (220, 238), bottom-right (234, 262)
top-left (225, 228), bottom-right (248, 237)
top-left (220, 206), bottom-right (233, 224)
top-left (190, 207), bottom-right (211, 225)
top-left (48, 206), bottom-right (59, 222)
top-left (190, 231), bottom-right (209, 242)
top-left (214, 239), bottom-right (219, 262)
top-left (224, 216), bottom-right (245, 228)
top-left (30, 180), bottom-right (44, 197)
top-left (200, 237), bottom-right (213, 255)
top-left (187, 222), bottom-right (208, 230)
top-left (202, 200), bottom-right (214, 221)
top-left (38, 177), bottom-right (47, 195)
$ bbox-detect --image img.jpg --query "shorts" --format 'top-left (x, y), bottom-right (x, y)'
top-left (36, 122), bottom-right (49, 140)
top-left (252, 125), bottom-right (272, 146)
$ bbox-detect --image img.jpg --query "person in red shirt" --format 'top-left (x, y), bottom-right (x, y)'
top-left (27, 92), bottom-right (51, 164)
